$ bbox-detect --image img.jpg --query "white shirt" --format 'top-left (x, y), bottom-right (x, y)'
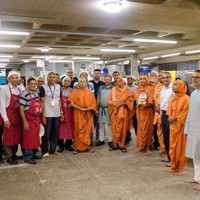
top-left (0, 83), bottom-right (21, 121)
top-left (160, 83), bottom-right (173, 111)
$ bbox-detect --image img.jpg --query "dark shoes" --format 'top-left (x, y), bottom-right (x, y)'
top-left (13, 154), bottom-right (23, 160)
top-left (0, 158), bottom-right (4, 164)
top-left (7, 158), bottom-right (18, 165)
top-left (95, 141), bottom-right (105, 146)
top-left (32, 154), bottom-right (42, 159)
top-left (25, 159), bottom-right (37, 164)
top-left (125, 137), bottom-right (132, 144)
top-left (57, 148), bottom-right (64, 153)
top-left (108, 142), bottom-right (113, 148)
top-left (66, 146), bottom-right (74, 152)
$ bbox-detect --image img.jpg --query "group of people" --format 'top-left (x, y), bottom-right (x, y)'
top-left (0, 67), bottom-right (200, 191)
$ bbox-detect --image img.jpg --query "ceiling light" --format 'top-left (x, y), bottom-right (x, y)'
top-left (103, 1), bottom-right (122, 13)
top-left (73, 57), bottom-right (100, 60)
top-left (134, 38), bottom-right (177, 44)
top-left (40, 47), bottom-right (50, 52)
top-left (49, 60), bottom-right (74, 63)
top-left (0, 63), bottom-right (7, 66)
top-left (185, 50), bottom-right (200, 54)
top-left (100, 49), bottom-right (135, 53)
top-left (0, 55), bottom-right (13, 58)
top-left (23, 60), bottom-right (30, 63)
top-left (161, 53), bottom-right (180, 58)
top-left (0, 59), bottom-right (10, 62)
top-left (0, 45), bottom-right (20, 48)
top-left (143, 56), bottom-right (158, 61)
top-left (0, 30), bottom-right (29, 36)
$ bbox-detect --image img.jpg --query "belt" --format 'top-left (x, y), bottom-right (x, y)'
top-left (161, 110), bottom-right (166, 113)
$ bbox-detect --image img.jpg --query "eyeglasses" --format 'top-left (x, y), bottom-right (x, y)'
top-left (162, 76), bottom-right (171, 79)
top-left (192, 76), bottom-right (200, 79)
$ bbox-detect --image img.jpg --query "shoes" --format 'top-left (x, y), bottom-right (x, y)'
top-left (42, 153), bottom-right (49, 158)
top-left (57, 148), bottom-right (64, 153)
top-left (108, 142), bottom-right (113, 148)
top-left (161, 157), bottom-right (170, 162)
top-left (65, 146), bottom-right (74, 152)
top-left (0, 159), bottom-right (4, 164)
top-left (95, 141), bottom-right (105, 146)
top-left (32, 155), bottom-right (42, 159)
top-left (7, 157), bottom-right (18, 165)
top-left (13, 154), bottom-right (23, 160)
top-left (125, 137), bottom-right (132, 144)
top-left (166, 162), bottom-right (171, 167)
top-left (25, 159), bottom-right (37, 164)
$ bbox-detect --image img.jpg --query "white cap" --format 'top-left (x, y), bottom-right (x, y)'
top-left (7, 71), bottom-right (20, 80)
top-left (78, 70), bottom-right (89, 78)
top-left (62, 76), bottom-right (71, 85)
top-left (150, 70), bottom-right (158, 77)
top-left (127, 74), bottom-right (136, 80)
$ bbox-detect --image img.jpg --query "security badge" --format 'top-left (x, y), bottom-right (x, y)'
top-left (51, 100), bottom-right (55, 107)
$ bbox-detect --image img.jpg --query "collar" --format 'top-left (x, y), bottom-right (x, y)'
top-left (163, 82), bottom-right (172, 89)
top-left (8, 83), bottom-right (18, 89)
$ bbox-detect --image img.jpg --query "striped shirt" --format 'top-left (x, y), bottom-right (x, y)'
top-left (73, 81), bottom-right (95, 94)
top-left (20, 90), bottom-right (40, 111)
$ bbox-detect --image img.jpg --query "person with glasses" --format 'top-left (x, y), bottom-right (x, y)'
top-left (160, 71), bottom-right (174, 167)
top-left (184, 70), bottom-right (200, 191)
top-left (66, 68), bottom-right (78, 88)
top-left (36, 76), bottom-right (44, 95)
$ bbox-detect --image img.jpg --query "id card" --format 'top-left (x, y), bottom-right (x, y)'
top-left (51, 101), bottom-right (55, 107)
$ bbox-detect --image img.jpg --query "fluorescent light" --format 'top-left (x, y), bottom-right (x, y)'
top-left (103, 2), bottom-right (122, 13)
top-left (0, 31), bottom-right (29, 36)
top-left (94, 61), bottom-right (108, 64)
top-left (186, 50), bottom-right (200, 54)
top-left (0, 45), bottom-right (20, 48)
top-left (40, 47), bottom-right (50, 52)
top-left (143, 56), bottom-right (158, 61)
top-left (73, 57), bottom-right (100, 60)
top-left (0, 59), bottom-right (10, 62)
top-left (134, 38), bottom-right (177, 44)
top-left (0, 63), bottom-right (7, 65)
top-left (49, 60), bottom-right (73, 63)
top-left (23, 60), bottom-right (30, 63)
top-left (100, 49), bottom-right (135, 53)
top-left (161, 53), bottom-right (180, 58)
top-left (0, 55), bottom-right (13, 58)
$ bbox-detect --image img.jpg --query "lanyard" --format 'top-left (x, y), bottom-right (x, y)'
top-left (48, 84), bottom-right (55, 100)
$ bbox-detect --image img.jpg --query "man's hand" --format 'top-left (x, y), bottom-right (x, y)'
top-left (168, 116), bottom-right (177, 123)
top-left (42, 117), bottom-right (46, 125)
top-left (154, 107), bottom-right (160, 113)
top-left (4, 120), bottom-right (11, 129)
top-left (24, 121), bottom-right (30, 131)
top-left (60, 114), bottom-right (64, 122)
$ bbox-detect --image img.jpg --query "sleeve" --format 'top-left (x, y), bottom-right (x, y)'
top-left (39, 86), bottom-right (45, 98)
top-left (73, 82), bottom-right (78, 90)
top-left (19, 91), bottom-right (27, 106)
top-left (89, 82), bottom-right (95, 94)
top-left (0, 86), bottom-right (9, 121)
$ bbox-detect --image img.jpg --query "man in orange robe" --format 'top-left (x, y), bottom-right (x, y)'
top-left (133, 74), bottom-right (154, 154)
top-left (154, 71), bottom-right (166, 158)
top-left (167, 80), bottom-right (189, 175)
top-left (108, 76), bottom-right (134, 153)
top-left (68, 77), bottom-right (97, 154)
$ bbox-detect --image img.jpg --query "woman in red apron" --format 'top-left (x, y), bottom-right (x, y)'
top-left (58, 77), bottom-right (74, 152)
top-left (19, 78), bottom-right (41, 164)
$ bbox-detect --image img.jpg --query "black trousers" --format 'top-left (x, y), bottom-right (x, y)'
top-left (126, 113), bottom-right (138, 142)
top-left (153, 124), bottom-right (159, 150)
top-left (41, 117), bottom-right (60, 155)
top-left (58, 139), bottom-right (72, 149)
top-left (161, 111), bottom-right (170, 160)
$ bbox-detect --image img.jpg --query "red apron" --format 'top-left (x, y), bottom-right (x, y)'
top-left (23, 93), bottom-right (41, 149)
top-left (59, 89), bottom-right (74, 140)
top-left (3, 86), bottom-right (21, 146)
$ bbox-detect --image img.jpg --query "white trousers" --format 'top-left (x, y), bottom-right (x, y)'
top-left (194, 159), bottom-right (200, 183)
top-left (99, 123), bottom-right (112, 142)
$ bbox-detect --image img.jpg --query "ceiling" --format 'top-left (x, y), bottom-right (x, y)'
top-left (0, 0), bottom-right (200, 67)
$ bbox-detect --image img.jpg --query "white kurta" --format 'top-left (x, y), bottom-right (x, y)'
top-left (184, 89), bottom-right (200, 159)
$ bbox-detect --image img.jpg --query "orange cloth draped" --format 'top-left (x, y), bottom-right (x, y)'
top-left (108, 77), bottom-right (134, 147)
top-left (153, 82), bottom-right (165, 152)
top-left (167, 80), bottom-right (189, 171)
top-left (133, 84), bottom-right (154, 151)
top-left (68, 87), bottom-right (96, 151)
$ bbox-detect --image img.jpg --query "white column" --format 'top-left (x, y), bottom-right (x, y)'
top-left (131, 54), bottom-right (139, 78)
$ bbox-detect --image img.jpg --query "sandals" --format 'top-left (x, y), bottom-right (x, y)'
top-left (109, 145), bottom-right (120, 151)
top-left (85, 148), bottom-right (95, 153)
top-left (120, 147), bottom-right (127, 153)
top-left (72, 149), bottom-right (79, 155)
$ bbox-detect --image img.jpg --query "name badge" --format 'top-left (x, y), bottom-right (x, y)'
top-left (51, 101), bottom-right (55, 107)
